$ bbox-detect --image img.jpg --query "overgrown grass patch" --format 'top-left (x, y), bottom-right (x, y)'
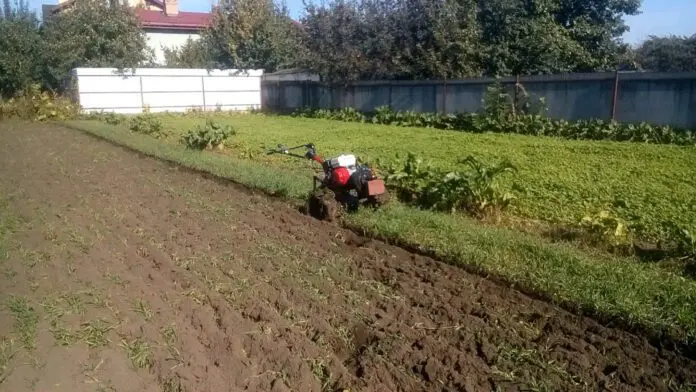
top-left (120, 338), bottom-right (153, 370)
top-left (7, 296), bottom-right (39, 350)
top-left (64, 119), bottom-right (696, 349)
top-left (150, 114), bottom-right (695, 244)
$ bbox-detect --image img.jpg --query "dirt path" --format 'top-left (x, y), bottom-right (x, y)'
top-left (0, 123), bottom-right (694, 392)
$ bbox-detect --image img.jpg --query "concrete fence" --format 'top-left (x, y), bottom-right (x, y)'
top-left (261, 71), bottom-right (696, 129)
top-left (70, 68), bottom-right (264, 114)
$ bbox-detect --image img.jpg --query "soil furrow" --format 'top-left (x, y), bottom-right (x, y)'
top-left (0, 123), bottom-right (693, 392)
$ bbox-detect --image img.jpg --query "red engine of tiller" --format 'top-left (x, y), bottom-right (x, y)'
top-left (267, 143), bottom-right (386, 200)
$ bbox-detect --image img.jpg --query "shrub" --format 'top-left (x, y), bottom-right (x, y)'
top-left (129, 114), bottom-right (167, 138)
top-left (103, 112), bottom-right (125, 125)
top-left (181, 119), bottom-right (235, 150)
top-left (0, 84), bottom-right (79, 121)
top-left (384, 153), bottom-right (518, 217)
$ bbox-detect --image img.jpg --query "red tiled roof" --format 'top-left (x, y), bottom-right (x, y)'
top-left (135, 9), bottom-right (212, 31)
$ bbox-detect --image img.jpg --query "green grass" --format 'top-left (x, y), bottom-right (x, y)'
top-left (120, 338), bottom-right (153, 370)
top-left (63, 118), bottom-right (696, 348)
top-left (7, 296), bottom-right (38, 350)
top-left (0, 337), bottom-right (17, 384)
top-left (152, 114), bottom-right (696, 242)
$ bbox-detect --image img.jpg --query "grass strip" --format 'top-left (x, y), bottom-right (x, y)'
top-left (63, 119), bottom-right (696, 350)
top-left (155, 113), bottom-right (696, 244)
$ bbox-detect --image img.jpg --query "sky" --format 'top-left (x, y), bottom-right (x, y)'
top-left (29, 0), bottom-right (696, 45)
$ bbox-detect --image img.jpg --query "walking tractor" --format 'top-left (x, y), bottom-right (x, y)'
top-left (266, 143), bottom-right (389, 221)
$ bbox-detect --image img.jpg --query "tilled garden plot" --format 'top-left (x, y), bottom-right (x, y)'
top-left (0, 123), bottom-right (693, 392)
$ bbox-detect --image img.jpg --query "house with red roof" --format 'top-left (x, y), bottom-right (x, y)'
top-left (42, 0), bottom-right (213, 65)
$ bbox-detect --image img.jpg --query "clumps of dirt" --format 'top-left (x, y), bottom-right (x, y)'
top-left (0, 124), bottom-right (693, 392)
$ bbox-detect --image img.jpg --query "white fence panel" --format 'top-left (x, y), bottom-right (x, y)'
top-left (70, 68), bottom-right (264, 114)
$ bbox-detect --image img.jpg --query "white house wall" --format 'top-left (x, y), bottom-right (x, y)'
top-left (71, 68), bottom-right (264, 114)
top-left (145, 31), bottom-right (201, 65)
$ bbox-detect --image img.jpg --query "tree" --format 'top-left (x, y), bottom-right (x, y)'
top-left (551, 0), bottom-right (641, 71)
top-left (204, 0), bottom-right (301, 71)
top-left (0, 1), bottom-right (42, 97)
top-left (475, 0), bottom-right (637, 76)
top-left (300, 0), bottom-right (642, 81)
top-left (636, 35), bottom-right (696, 72)
top-left (163, 38), bottom-right (211, 68)
top-left (41, 0), bottom-right (152, 90)
top-left (299, 0), bottom-right (481, 81)
top-left (299, 0), bottom-right (378, 81)
top-left (391, 0), bottom-right (481, 79)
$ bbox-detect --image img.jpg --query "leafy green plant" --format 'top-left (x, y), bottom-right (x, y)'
top-left (333, 107), bottom-right (365, 122)
top-left (384, 153), bottom-right (518, 217)
top-left (181, 119), bottom-right (236, 150)
top-left (129, 114), bottom-right (167, 138)
top-left (382, 153), bottom-right (435, 202)
top-left (372, 105), bottom-right (396, 125)
top-left (482, 79), bottom-right (513, 121)
top-left (103, 112), bottom-right (125, 125)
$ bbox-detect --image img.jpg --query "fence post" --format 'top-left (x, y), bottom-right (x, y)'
top-left (388, 82), bottom-right (393, 109)
top-left (611, 71), bottom-right (620, 121)
top-left (201, 76), bottom-right (206, 111)
top-left (442, 79), bottom-right (447, 113)
top-left (513, 74), bottom-right (520, 117)
top-left (139, 76), bottom-right (145, 112)
top-left (276, 81), bottom-right (281, 111)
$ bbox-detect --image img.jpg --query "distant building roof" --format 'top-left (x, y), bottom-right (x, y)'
top-left (135, 9), bottom-right (212, 31)
top-left (42, 1), bottom-right (212, 32)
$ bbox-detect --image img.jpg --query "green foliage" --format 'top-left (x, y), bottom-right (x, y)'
top-left (290, 81), bottom-right (695, 147)
top-left (299, 0), bottom-right (640, 81)
top-left (82, 111), bottom-right (127, 125)
top-left (384, 153), bottom-right (517, 217)
top-left (0, 84), bottom-right (79, 121)
top-left (40, 0), bottom-right (152, 90)
top-left (300, 0), bottom-right (481, 81)
top-left (204, 0), bottom-right (302, 71)
top-left (294, 106), bottom-right (366, 122)
top-left (0, 0), bottom-right (150, 98)
top-left (181, 119), bottom-right (236, 150)
top-left (0, 12), bottom-right (43, 98)
top-left (104, 112), bottom-right (126, 126)
top-left (162, 37), bottom-right (211, 68)
top-left (636, 34), bottom-right (696, 72)
top-left (129, 114), bottom-right (167, 138)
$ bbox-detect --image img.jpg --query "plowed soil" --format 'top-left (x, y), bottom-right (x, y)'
top-left (0, 123), bottom-right (694, 392)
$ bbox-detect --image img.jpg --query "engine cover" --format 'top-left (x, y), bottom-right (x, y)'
top-left (326, 154), bottom-right (357, 170)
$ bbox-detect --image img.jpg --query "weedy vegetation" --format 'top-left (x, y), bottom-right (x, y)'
top-left (120, 338), bottom-right (153, 370)
top-left (0, 84), bottom-right (79, 122)
top-left (129, 114), bottom-right (168, 138)
top-left (383, 153), bottom-right (518, 218)
top-left (293, 82), bottom-right (695, 146)
top-left (181, 119), bottom-right (236, 150)
top-left (7, 296), bottom-right (38, 350)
